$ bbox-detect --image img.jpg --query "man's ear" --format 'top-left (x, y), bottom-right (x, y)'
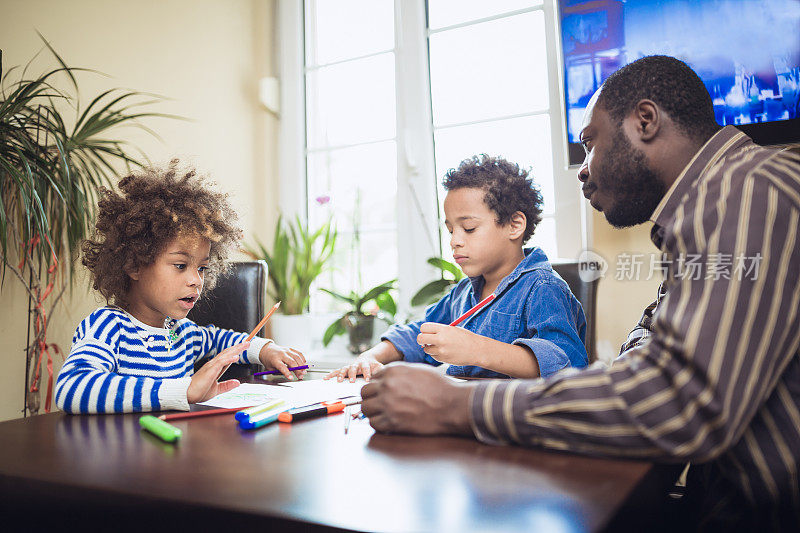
top-left (509, 211), bottom-right (527, 240)
top-left (632, 99), bottom-right (661, 142)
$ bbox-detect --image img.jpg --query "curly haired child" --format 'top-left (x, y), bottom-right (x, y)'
top-left (55, 160), bottom-right (306, 414)
top-left (327, 154), bottom-right (588, 382)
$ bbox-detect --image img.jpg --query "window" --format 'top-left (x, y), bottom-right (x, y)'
top-left (279, 0), bottom-right (585, 315)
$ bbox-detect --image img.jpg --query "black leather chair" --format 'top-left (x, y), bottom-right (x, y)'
top-left (188, 260), bottom-right (269, 380)
top-left (551, 261), bottom-right (599, 363)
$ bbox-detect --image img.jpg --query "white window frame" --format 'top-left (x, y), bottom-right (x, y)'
top-left (277, 0), bottom-right (588, 315)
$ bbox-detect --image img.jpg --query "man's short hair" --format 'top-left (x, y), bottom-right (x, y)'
top-left (598, 55), bottom-right (720, 143)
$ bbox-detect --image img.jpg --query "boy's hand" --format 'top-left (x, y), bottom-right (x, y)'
top-left (416, 323), bottom-right (482, 365)
top-left (324, 355), bottom-right (384, 383)
top-left (187, 342), bottom-right (248, 403)
top-left (260, 343), bottom-right (307, 381)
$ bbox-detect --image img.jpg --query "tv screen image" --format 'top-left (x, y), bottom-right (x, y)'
top-left (559, 0), bottom-right (800, 165)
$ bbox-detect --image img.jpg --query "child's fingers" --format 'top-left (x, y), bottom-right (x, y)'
top-left (337, 364), bottom-right (356, 382)
top-left (220, 341), bottom-right (251, 360)
top-left (285, 351), bottom-right (305, 369)
top-left (421, 344), bottom-right (439, 356)
top-left (273, 360), bottom-right (297, 381)
top-left (419, 322), bottom-right (444, 334)
top-left (217, 379), bottom-right (240, 394)
top-left (347, 363), bottom-right (360, 383)
top-left (215, 353), bottom-right (241, 380)
top-left (362, 362), bottom-right (378, 382)
top-left (417, 333), bottom-right (436, 346)
top-left (288, 348), bottom-right (307, 364)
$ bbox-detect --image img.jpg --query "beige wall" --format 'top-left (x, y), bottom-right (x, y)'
top-left (0, 0), bottom-right (279, 421)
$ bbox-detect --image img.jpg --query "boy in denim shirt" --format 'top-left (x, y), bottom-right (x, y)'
top-left (326, 155), bottom-right (587, 381)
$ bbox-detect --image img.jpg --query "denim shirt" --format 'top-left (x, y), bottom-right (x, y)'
top-left (382, 247), bottom-right (588, 378)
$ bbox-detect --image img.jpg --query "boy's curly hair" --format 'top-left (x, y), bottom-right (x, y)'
top-left (442, 155), bottom-right (543, 244)
top-left (81, 160), bottom-right (242, 308)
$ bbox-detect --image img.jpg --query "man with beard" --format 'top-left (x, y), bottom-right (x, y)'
top-left (360, 56), bottom-right (800, 530)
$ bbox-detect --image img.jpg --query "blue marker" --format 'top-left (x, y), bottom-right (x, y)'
top-left (235, 399), bottom-right (285, 422)
top-left (239, 408), bottom-right (284, 430)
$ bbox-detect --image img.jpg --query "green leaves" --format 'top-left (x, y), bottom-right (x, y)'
top-left (320, 279), bottom-right (397, 346)
top-left (410, 279), bottom-right (454, 307)
top-left (0, 36), bottom-right (176, 279)
top-left (409, 257), bottom-right (464, 307)
top-left (243, 214), bottom-right (337, 315)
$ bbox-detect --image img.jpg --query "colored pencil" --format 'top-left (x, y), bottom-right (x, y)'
top-left (246, 301), bottom-right (281, 342)
top-left (254, 364), bottom-right (309, 377)
top-left (449, 293), bottom-right (496, 327)
top-left (158, 406), bottom-right (255, 421)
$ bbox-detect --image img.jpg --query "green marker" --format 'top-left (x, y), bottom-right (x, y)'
top-left (139, 415), bottom-right (182, 443)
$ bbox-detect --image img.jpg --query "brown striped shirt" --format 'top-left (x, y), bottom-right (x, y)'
top-left (469, 126), bottom-right (800, 527)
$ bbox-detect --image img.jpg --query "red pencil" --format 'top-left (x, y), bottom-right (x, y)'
top-left (157, 406), bottom-right (255, 421)
top-left (450, 293), bottom-right (496, 327)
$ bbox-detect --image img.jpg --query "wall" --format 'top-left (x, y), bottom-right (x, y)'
top-left (0, 0), bottom-right (279, 421)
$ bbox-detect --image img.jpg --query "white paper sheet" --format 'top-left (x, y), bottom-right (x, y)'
top-left (198, 379), bottom-right (366, 409)
top-left (197, 383), bottom-right (299, 409)
top-left (279, 378), bottom-right (366, 402)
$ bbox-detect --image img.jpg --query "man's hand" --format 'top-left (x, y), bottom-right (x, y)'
top-left (416, 322), bottom-right (483, 366)
top-left (360, 362), bottom-right (475, 436)
top-left (187, 342), bottom-right (248, 403)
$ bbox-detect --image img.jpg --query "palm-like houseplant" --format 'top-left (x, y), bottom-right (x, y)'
top-left (0, 40), bottom-right (177, 415)
top-left (242, 214), bottom-right (337, 316)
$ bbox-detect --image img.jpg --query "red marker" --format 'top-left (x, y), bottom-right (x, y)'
top-left (449, 293), bottom-right (496, 327)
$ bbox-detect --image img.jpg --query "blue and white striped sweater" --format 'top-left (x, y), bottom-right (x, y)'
top-left (55, 307), bottom-right (269, 414)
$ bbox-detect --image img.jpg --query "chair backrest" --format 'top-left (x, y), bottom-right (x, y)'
top-left (551, 261), bottom-right (599, 363)
top-left (188, 260), bottom-right (268, 379)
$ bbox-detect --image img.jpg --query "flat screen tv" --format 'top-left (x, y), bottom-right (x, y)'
top-left (559, 0), bottom-right (800, 166)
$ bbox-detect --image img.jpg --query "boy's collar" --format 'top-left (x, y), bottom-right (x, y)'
top-left (467, 247), bottom-right (550, 296)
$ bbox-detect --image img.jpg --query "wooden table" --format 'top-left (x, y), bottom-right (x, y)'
top-left (0, 392), bottom-right (670, 532)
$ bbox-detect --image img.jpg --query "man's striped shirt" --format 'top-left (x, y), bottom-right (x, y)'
top-left (469, 126), bottom-right (800, 527)
top-left (55, 307), bottom-right (269, 414)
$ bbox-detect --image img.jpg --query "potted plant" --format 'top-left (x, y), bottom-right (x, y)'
top-left (242, 213), bottom-right (336, 351)
top-left (0, 39), bottom-right (177, 415)
top-left (410, 257), bottom-right (464, 307)
top-left (321, 280), bottom-right (397, 354)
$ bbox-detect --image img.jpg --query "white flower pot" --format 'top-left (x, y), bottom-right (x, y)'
top-left (269, 313), bottom-right (347, 355)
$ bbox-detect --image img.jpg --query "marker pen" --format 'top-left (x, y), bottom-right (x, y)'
top-left (235, 399), bottom-right (286, 422)
top-left (278, 397), bottom-right (361, 423)
top-left (239, 408), bottom-right (285, 430)
top-left (139, 415), bottom-right (182, 443)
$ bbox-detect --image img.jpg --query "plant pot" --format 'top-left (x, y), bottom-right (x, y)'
top-left (344, 313), bottom-right (375, 355)
top-left (269, 313), bottom-right (347, 356)
top-left (269, 314), bottom-right (314, 354)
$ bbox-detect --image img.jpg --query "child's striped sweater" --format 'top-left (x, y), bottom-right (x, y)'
top-left (55, 307), bottom-right (270, 414)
